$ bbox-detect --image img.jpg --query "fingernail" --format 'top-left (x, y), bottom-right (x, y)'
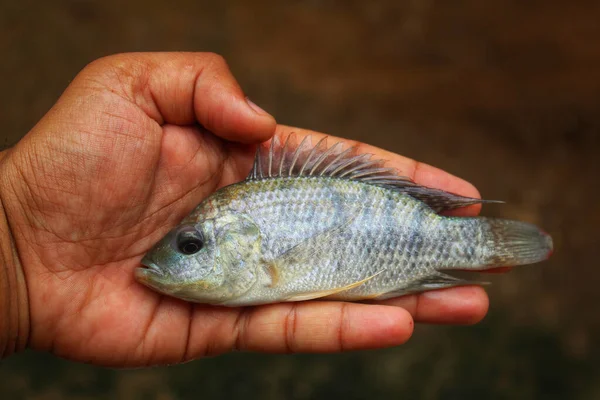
top-left (245, 97), bottom-right (269, 116)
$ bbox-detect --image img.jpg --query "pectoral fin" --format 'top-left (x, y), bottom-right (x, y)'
top-left (284, 270), bottom-right (385, 302)
top-left (267, 213), bottom-right (359, 287)
top-left (263, 211), bottom-right (380, 301)
top-left (264, 261), bottom-right (280, 288)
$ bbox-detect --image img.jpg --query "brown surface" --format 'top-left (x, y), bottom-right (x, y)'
top-left (1, 0), bottom-right (599, 398)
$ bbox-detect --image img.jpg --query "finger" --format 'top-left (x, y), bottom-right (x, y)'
top-left (454, 266), bottom-right (513, 274)
top-left (76, 52), bottom-right (276, 143)
top-left (272, 125), bottom-right (483, 217)
top-left (375, 286), bottom-right (489, 325)
top-left (186, 302), bottom-right (413, 357)
top-left (482, 267), bottom-right (512, 274)
top-left (236, 302), bottom-right (413, 353)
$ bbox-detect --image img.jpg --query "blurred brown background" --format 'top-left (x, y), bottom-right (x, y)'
top-left (1, 0), bottom-right (599, 399)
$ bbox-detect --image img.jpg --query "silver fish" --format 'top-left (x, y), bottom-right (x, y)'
top-left (136, 134), bottom-right (553, 306)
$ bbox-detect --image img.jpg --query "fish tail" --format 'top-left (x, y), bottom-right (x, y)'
top-left (439, 217), bottom-right (553, 270)
top-left (478, 218), bottom-right (553, 267)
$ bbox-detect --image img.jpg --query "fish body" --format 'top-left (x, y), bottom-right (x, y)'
top-left (136, 134), bottom-right (553, 306)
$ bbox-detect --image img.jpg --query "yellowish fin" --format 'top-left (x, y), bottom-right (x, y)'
top-left (284, 270), bottom-right (386, 302)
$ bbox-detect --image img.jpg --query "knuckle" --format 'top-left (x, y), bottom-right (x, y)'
top-left (337, 303), bottom-right (348, 352)
top-left (232, 308), bottom-right (251, 352)
top-left (74, 54), bottom-right (153, 98)
top-left (81, 53), bottom-right (129, 74)
top-left (283, 304), bottom-right (298, 353)
top-left (201, 52), bottom-right (228, 67)
top-left (79, 53), bottom-right (149, 79)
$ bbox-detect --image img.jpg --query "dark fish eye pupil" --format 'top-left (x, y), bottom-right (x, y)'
top-left (181, 240), bottom-right (201, 254)
top-left (176, 227), bottom-right (204, 255)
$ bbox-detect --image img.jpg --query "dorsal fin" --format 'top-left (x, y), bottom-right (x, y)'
top-left (248, 134), bottom-right (415, 185)
top-left (247, 134), bottom-right (503, 213)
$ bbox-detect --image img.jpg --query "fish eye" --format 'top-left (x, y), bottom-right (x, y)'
top-left (175, 226), bottom-right (204, 255)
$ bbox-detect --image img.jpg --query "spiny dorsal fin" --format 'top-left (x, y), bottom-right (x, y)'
top-left (247, 133), bottom-right (503, 213)
top-left (248, 134), bottom-right (414, 184)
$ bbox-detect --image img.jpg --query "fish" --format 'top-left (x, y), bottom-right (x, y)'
top-left (135, 133), bottom-right (553, 306)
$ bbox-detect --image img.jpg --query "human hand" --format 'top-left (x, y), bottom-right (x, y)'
top-left (0, 52), bottom-right (489, 367)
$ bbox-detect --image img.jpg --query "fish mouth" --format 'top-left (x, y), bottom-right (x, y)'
top-left (136, 255), bottom-right (165, 280)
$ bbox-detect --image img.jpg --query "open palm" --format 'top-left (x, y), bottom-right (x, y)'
top-left (0, 53), bottom-right (488, 367)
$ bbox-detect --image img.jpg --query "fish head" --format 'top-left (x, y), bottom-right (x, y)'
top-left (135, 219), bottom-right (222, 301)
top-left (136, 214), bottom-right (262, 304)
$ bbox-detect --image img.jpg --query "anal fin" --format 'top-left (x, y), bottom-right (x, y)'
top-left (372, 273), bottom-right (490, 300)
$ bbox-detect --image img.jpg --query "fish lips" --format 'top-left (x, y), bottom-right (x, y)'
top-left (136, 255), bottom-right (165, 283)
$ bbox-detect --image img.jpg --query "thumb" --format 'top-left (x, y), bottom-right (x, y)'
top-left (74, 52), bottom-right (276, 143)
top-left (191, 54), bottom-right (276, 143)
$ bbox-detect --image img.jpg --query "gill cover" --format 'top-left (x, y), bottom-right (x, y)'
top-left (206, 214), bottom-right (263, 304)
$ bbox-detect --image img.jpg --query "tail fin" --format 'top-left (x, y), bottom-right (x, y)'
top-left (484, 219), bottom-right (553, 267)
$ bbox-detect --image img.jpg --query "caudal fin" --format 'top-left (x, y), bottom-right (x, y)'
top-left (485, 219), bottom-right (553, 267)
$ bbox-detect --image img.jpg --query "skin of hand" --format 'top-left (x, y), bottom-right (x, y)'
top-left (0, 52), bottom-right (492, 367)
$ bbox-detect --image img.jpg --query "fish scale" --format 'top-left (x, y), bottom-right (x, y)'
top-left (136, 134), bottom-right (553, 305)
top-left (207, 178), bottom-right (464, 301)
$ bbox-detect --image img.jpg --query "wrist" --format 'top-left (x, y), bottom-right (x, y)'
top-left (0, 150), bottom-right (30, 358)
